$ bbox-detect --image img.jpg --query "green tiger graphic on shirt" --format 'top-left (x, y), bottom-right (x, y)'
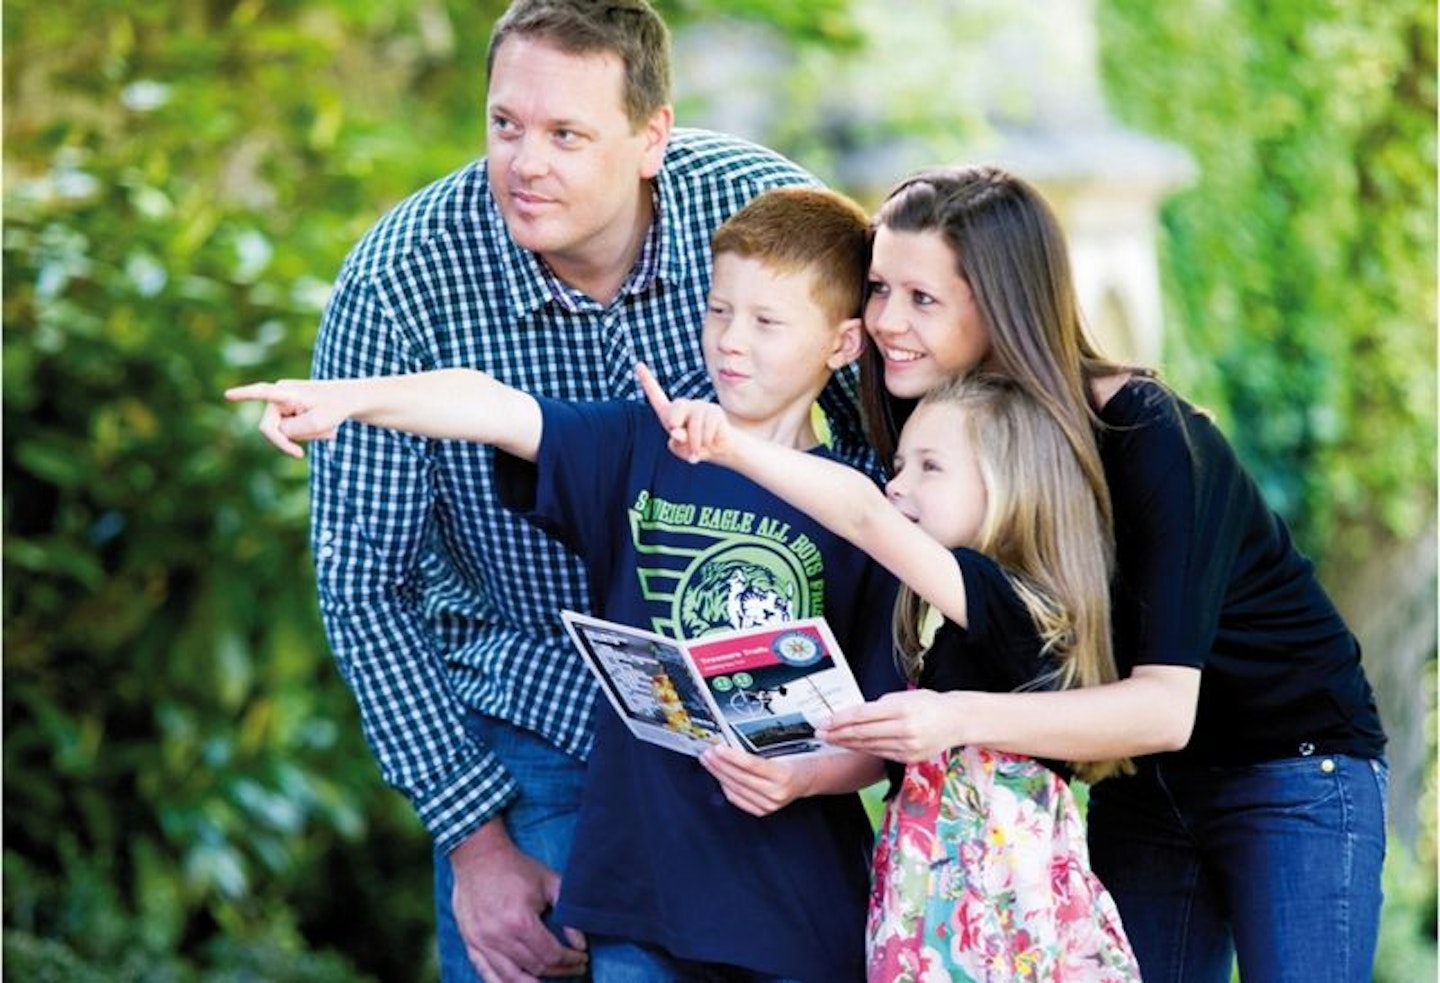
top-left (627, 489), bottom-right (826, 638)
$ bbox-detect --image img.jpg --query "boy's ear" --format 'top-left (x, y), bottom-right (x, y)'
top-left (827, 317), bottom-right (866, 369)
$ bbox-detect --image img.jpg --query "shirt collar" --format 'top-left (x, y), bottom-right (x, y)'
top-left (488, 175), bottom-right (680, 318)
top-left (539, 185), bottom-right (663, 314)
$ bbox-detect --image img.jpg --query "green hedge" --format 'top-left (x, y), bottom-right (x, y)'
top-left (1098, 0), bottom-right (1436, 567)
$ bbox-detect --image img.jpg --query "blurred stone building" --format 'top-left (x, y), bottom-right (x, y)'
top-left (676, 0), bottom-right (1195, 368)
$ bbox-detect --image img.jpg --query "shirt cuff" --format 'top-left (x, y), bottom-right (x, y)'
top-left (414, 747), bottom-right (521, 854)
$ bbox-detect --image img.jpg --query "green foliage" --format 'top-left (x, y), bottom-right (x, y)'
top-left (663, 0), bottom-right (859, 46)
top-left (1096, 0), bottom-right (1436, 566)
top-left (1374, 841), bottom-right (1440, 983)
top-left (2, 927), bottom-right (379, 983)
top-left (4, 0), bottom-right (466, 976)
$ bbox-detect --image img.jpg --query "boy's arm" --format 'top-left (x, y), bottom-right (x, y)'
top-left (637, 363), bottom-right (971, 627)
top-left (225, 368), bottom-right (542, 462)
top-left (699, 745), bottom-right (885, 817)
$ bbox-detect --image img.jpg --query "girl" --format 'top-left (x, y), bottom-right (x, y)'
top-left (640, 364), bottom-right (1143, 982)
top-left (834, 165), bottom-right (1387, 983)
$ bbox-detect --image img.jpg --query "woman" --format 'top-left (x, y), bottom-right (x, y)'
top-left (820, 165), bottom-right (1388, 983)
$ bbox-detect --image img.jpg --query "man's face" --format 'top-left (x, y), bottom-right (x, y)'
top-left (486, 37), bottom-right (670, 285)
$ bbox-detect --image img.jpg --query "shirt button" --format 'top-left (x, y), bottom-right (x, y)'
top-left (1298, 742), bottom-right (1316, 756)
top-left (319, 546), bottom-right (335, 559)
top-left (1320, 758), bottom-right (1336, 774)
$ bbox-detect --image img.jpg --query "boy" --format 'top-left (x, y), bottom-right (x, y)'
top-left (228, 187), bottom-right (899, 981)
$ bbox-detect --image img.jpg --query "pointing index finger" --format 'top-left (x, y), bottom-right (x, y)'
top-left (635, 361), bottom-right (671, 422)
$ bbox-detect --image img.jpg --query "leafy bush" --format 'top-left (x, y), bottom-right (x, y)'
top-left (3, 928), bottom-right (379, 983)
top-left (1097, 0), bottom-right (1436, 566)
top-left (3, 0), bottom-right (465, 975)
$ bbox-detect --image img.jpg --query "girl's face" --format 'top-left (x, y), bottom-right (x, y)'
top-left (865, 226), bottom-right (993, 399)
top-left (885, 401), bottom-right (987, 549)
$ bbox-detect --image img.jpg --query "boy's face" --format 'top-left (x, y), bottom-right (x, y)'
top-left (486, 37), bottom-right (670, 284)
top-left (702, 253), bottom-right (853, 431)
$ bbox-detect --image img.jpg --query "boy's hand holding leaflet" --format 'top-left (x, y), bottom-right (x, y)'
top-left (699, 745), bottom-right (823, 818)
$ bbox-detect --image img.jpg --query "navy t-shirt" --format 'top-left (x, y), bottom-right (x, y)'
top-left (497, 398), bottom-right (902, 982)
top-left (919, 547), bottom-right (1059, 697)
top-left (1098, 376), bottom-right (1385, 763)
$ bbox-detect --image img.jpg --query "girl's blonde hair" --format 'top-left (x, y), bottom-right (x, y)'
top-left (893, 373), bottom-right (1132, 783)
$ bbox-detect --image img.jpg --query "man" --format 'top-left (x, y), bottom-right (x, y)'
top-left (305, 2), bottom-right (864, 981)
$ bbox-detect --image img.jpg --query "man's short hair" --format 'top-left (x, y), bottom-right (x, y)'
top-left (712, 188), bottom-right (872, 328)
top-left (487, 0), bottom-right (671, 128)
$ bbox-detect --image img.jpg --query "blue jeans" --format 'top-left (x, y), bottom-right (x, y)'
top-left (1087, 754), bottom-right (1388, 983)
top-left (435, 713), bottom-right (589, 983)
top-left (590, 937), bottom-right (802, 983)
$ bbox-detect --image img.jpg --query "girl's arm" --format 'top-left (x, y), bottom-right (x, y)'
top-left (638, 363), bottom-right (973, 627)
top-left (818, 663), bottom-right (1200, 763)
top-left (225, 368), bottom-right (541, 462)
top-left (643, 357), bottom-right (1202, 765)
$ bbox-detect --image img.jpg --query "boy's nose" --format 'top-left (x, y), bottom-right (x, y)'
top-left (716, 321), bottom-right (748, 353)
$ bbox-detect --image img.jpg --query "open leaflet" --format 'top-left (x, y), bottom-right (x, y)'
top-left (560, 611), bottom-right (866, 758)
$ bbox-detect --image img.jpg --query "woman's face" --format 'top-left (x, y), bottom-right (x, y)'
top-left (865, 226), bottom-right (993, 399)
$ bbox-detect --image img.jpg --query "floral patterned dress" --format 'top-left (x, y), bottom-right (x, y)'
top-left (866, 743), bottom-right (1142, 983)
